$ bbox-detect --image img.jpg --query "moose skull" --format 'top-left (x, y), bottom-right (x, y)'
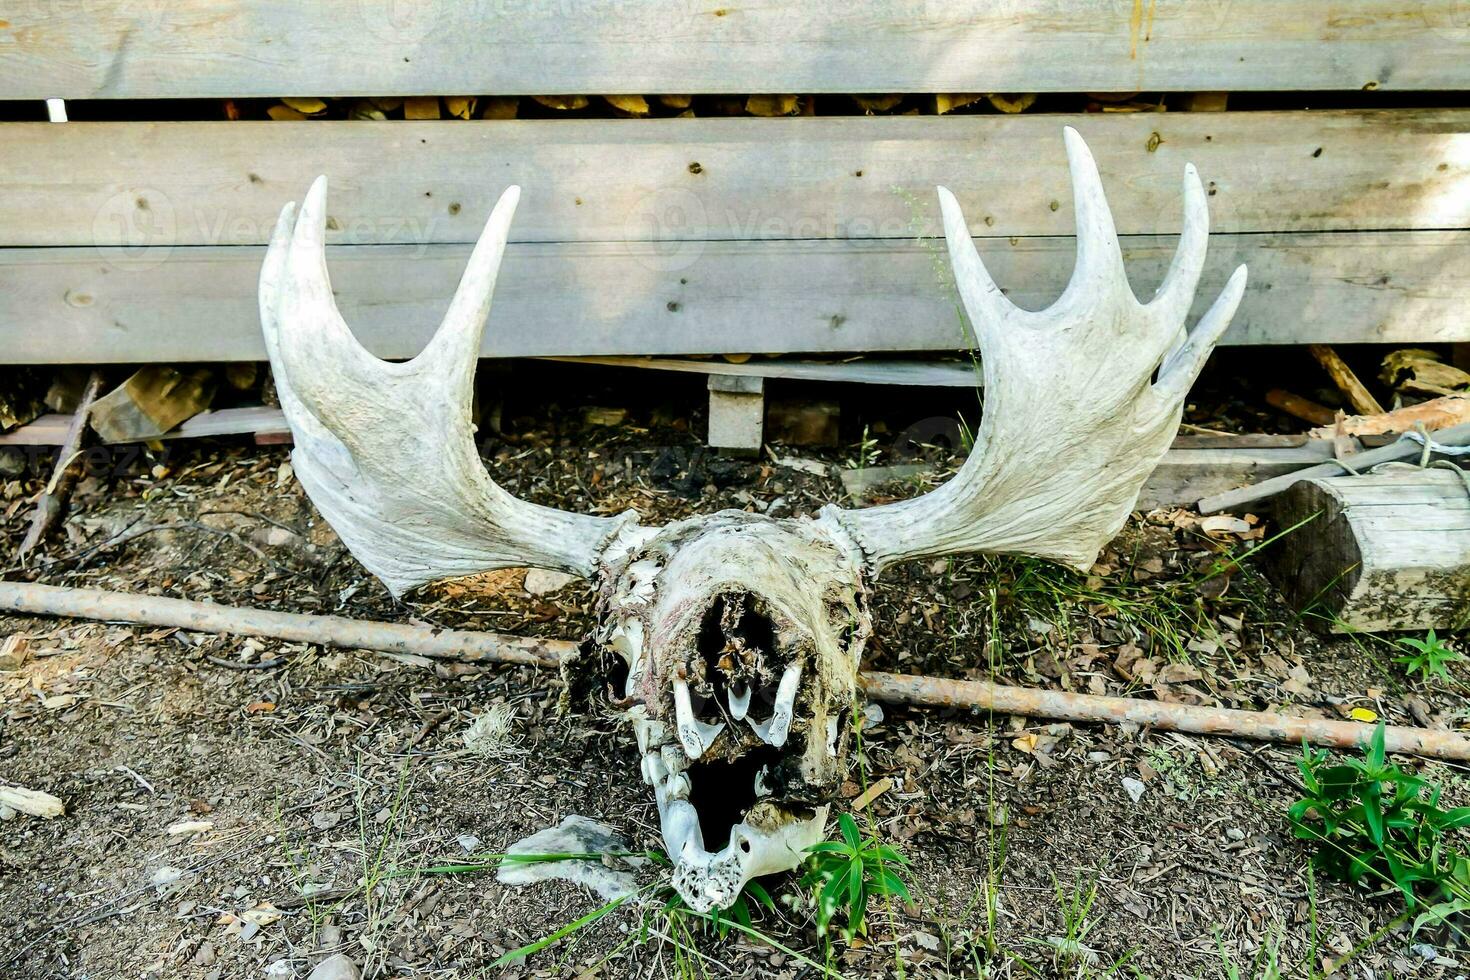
top-left (258, 128), bottom-right (1246, 911)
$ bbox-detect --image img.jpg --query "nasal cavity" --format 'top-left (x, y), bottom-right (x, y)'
top-left (696, 593), bottom-right (778, 694)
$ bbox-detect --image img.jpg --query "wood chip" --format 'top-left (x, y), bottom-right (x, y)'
top-left (851, 776), bottom-right (893, 811)
top-left (0, 785), bottom-right (65, 818)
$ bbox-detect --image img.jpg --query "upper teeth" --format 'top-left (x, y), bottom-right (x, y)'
top-left (728, 684), bottom-right (751, 720)
top-left (674, 680), bottom-right (724, 759)
top-left (747, 663), bottom-right (800, 747)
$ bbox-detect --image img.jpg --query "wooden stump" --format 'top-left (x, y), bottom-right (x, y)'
top-left (1265, 468), bottom-right (1470, 632)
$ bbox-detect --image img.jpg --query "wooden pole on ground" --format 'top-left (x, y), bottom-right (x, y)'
top-left (4, 581), bottom-right (1468, 760)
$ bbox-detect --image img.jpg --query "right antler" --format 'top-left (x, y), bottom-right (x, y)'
top-left (823, 127), bottom-right (1247, 573)
top-left (259, 177), bottom-right (636, 597)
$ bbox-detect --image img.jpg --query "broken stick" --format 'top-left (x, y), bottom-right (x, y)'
top-left (0, 580), bottom-right (569, 669)
top-left (859, 672), bottom-right (1470, 762)
top-left (3, 581), bottom-right (1468, 761)
top-left (18, 372), bottom-right (104, 559)
top-left (1308, 344), bottom-right (1385, 417)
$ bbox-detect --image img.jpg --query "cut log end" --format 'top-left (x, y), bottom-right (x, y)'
top-left (1264, 468), bottom-right (1470, 632)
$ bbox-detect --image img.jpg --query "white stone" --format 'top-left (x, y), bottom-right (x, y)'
top-left (308, 954), bottom-right (362, 980)
top-left (496, 815), bottom-right (645, 901)
top-left (523, 568), bottom-right (577, 596)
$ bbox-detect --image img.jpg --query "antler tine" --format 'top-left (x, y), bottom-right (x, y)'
top-left (935, 186), bottom-right (1021, 332)
top-left (1058, 126), bottom-right (1129, 308)
top-left (420, 185), bottom-right (521, 395)
top-left (1148, 163), bottom-right (1211, 328)
top-left (1158, 264), bottom-right (1248, 396)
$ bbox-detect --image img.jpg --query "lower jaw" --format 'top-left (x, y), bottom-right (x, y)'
top-left (662, 799), bottom-right (829, 913)
top-left (634, 724), bottom-right (828, 911)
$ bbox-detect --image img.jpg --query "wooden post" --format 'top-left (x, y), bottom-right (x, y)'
top-left (1263, 468), bottom-right (1470, 632)
top-left (706, 374), bottom-right (764, 455)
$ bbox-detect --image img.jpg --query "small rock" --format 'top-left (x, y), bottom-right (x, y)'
top-left (1121, 777), bottom-right (1146, 804)
top-left (1086, 751), bottom-right (1111, 763)
top-left (150, 866), bottom-right (185, 893)
top-left (309, 955), bottom-right (361, 980)
top-left (0, 635), bottom-right (30, 670)
top-left (265, 527), bottom-right (299, 548)
top-left (524, 568), bottom-right (577, 595)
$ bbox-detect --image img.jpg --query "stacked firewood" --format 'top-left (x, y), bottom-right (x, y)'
top-left (234, 91), bottom-right (1211, 122)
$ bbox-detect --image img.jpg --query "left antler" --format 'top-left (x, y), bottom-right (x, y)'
top-left (259, 177), bottom-right (636, 597)
top-left (823, 127), bottom-right (1247, 572)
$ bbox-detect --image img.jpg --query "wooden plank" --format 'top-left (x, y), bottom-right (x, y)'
top-left (6, 112), bottom-right (1470, 248)
top-left (1137, 445), bottom-right (1335, 512)
top-left (1199, 423), bottom-right (1470, 514)
top-left (4, 231), bottom-right (1470, 364)
top-left (546, 356), bottom-right (981, 387)
top-left (4, 2), bottom-right (1468, 99)
top-left (0, 406), bottom-right (290, 446)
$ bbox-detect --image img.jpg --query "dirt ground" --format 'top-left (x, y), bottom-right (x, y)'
top-left (2, 363), bottom-right (1469, 979)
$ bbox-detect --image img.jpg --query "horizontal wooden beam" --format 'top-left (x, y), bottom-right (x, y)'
top-left (5, 112), bottom-right (1470, 248)
top-left (0, 406), bottom-right (289, 446)
top-left (545, 356), bottom-right (982, 387)
top-left (0, 400), bottom-right (1337, 515)
top-left (4, 231), bottom-right (1468, 363)
top-left (4, 2), bottom-right (1467, 99)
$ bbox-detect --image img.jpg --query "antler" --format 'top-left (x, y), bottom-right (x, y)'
top-left (259, 177), bottom-right (635, 597)
top-left (822, 127), bottom-right (1247, 573)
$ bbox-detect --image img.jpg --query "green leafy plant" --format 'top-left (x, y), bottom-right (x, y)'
top-left (1287, 723), bottom-right (1470, 932)
top-left (801, 812), bottom-right (913, 942)
top-left (1395, 629), bottom-right (1465, 684)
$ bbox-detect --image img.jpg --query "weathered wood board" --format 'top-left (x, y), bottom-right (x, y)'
top-left (1265, 469), bottom-right (1470, 633)
top-left (4, 112), bottom-right (1470, 247)
top-left (4, 1), bottom-right (1468, 99)
top-left (1137, 445), bottom-right (1335, 512)
top-left (5, 231), bottom-right (1469, 363)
